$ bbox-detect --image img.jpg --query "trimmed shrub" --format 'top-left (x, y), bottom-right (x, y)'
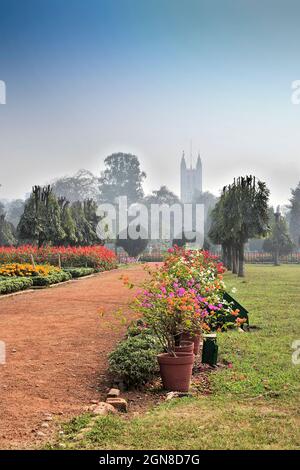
top-left (32, 271), bottom-right (71, 286)
top-left (64, 267), bottom-right (95, 278)
top-left (0, 277), bottom-right (33, 295)
top-left (108, 334), bottom-right (163, 388)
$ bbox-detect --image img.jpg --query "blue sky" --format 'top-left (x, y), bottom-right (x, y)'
top-left (0, 0), bottom-right (300, 205)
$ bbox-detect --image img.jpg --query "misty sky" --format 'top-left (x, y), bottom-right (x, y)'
top-left (0, 0), bottom-right (300, 206)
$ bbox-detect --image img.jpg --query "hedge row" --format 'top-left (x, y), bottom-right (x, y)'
top-left (0, 277), bottom-right (33, 295)
top-left (0, 265), bottom-right (101, 295)
top-left (0, 264), bottom-right (107, 295)
top-left (0, 273), bottom-right (72, 294)
top-left (32, 271), bottom-right (72, 287)
top-left (63, 267), bottom-right (95, 278)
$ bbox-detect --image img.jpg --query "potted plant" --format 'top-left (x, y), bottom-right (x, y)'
top-left (181, 331), bottom-right (202, 355)
top-left (134, 271), bottom-right (203, 392)
top-left (174, 340), bottom-right (194, 354)
top-left (133, 247), bottom-right (244, 391)
top-left (157, 352), bottom-right (194, 392)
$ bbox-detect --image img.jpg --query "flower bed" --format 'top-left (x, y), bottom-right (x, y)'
top-left (0, 252), bottom-right (115, 295)
top-left (135, 248), bottom-right (239, 352)
top-left (110, 247), bottom-right (244, 390)
top-left (0, 245), bottom-right (117, 271)
top-left (0, 262), bottom-right (72, 294)
top-left (0, 248), bottom-right (117, 295)
top-left (0, 263), bottom-right (59, 277)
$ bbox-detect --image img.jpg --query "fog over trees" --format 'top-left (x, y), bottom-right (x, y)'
top-left (51, 169), bottom-right (100, 203)
top-left (1, 154), bottom-right (300, 259)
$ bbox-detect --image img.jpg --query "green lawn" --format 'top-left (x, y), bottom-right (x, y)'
top-left (50, 265), bottom-right (300, 450)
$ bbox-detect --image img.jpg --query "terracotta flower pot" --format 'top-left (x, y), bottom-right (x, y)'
top-left (174, 341), bottom-right (194, 354)
top-left (157, 352), bottom-right (195, 392)
top-left (181, 332), bottom-right (202, 355)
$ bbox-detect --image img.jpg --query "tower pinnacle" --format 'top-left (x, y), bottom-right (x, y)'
top-left (196, 152), bottom-right (202, 168)
top-left (181, 151), bottom-right (186, 168)
top-left (180, 150), bottom-right (203, 202)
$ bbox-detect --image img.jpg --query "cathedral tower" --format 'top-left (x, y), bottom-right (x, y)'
top-left (180, 151), bottom-right (202, 203)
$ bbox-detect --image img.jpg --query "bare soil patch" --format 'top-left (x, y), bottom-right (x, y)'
top-left (0, 265), bottom-right (148, 449)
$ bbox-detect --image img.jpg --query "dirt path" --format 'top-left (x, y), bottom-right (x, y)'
top-left (0, 265), bottom-right (148, 449)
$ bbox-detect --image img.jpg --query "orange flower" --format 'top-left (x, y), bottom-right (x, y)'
top-left (202, 323), bottom-right (211, 331)
top-left (232, 309), bottom-right (240, 316)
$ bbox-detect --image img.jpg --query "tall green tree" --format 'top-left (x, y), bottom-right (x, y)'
top-left (18, 186), bottom-right (65, 247)
top-left (0, 202), bottom-right (16, 246)
top-left (288, 182), bottom-right (300, 247)
top-left (209, 194), bottom-right (236, 271)
top-left (209, 176), bottom-right (270, 277)
top-left (99, 153), bottom-right (146, 204)
top-left (70, 200), bottom-right (101, 246)
top-left (83, 199), bottom-right (102, 245)
top-left (57, 197), bottom-right (78, 245)
top-left (263, 207), bottom-right (294, 265)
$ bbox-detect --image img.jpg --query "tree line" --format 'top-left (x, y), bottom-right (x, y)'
top-left (209, 175), bottom-right (297, 276)
top-left (1, 153), bottom-right (300, 262)
top-left (0, 185), bottom-right (100, 248)
top-left (0, 153), bottom-right (216, 251)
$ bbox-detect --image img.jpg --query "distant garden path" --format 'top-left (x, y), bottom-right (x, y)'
top-left (0, 265), bottom-right (148, 449)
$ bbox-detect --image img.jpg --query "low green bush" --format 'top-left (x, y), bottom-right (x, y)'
top-left (63, 267), bottom-right (95, 278)
top-left (32, 271), bottom-right (72, 286)
top-left (0, 277), bottom-right (33, 295)
top-left (126, 319), bottom-right (154, 338)
top-left (108, 333), bottom-right (163, 388)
